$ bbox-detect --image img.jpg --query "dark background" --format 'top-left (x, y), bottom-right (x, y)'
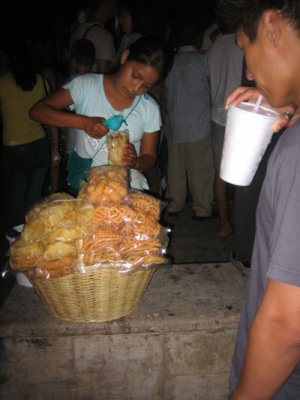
top-left (0, 0), bottom-right (217, 40)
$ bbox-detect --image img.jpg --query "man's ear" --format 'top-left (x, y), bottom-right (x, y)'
top-left (120, 49), bottom-right (130, 65)
top-left (262, 9), bottom-right (281, 47)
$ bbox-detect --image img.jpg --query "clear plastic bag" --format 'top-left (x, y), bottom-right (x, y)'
top-left (107, 129), bottom-right (129, 166)
top-left (9, 166), bottom-right (171, 278)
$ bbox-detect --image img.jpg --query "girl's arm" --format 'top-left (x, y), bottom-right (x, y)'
top-left (123, 131), bottom-right (159, 172)
top-left (30, 88), bottom-right (108, 139)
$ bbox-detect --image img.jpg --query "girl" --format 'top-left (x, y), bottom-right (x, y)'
top-left (30, 34), bottom-right (171, 193)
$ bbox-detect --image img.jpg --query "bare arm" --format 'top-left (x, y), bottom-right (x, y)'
top-left (96, 59), bottom-right (112, 74)
top-left (230, 279), bottom-right (300, 400)
top-left (48, 125), bottom-right (61, 163)
top-left (30, 88), bottom-right (108, 139)
top-left (123, 131), bottom-right (159, 172)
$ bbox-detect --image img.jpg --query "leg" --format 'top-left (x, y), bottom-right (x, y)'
top-left (24, 138), bottom-right (49, 212)
top-left (214, 173), bottom-right (233, 237)
top-left (167, 140), bottom-right (187, 213)
top-left (4, 145), bottom-right (33, 227)
top-left (187, 136), bottom-right (214, 217)
top-left (211, 121), bottom-right (233, 237)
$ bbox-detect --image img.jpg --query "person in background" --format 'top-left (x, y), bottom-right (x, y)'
top-left (32, 32), bottom-right (67, 194)
top-left (70, 0), bottom-right (117, 74)
top-left (0, 38), bottom-right (60, 240)
top-left (205, 24), bottom-right (243, 237)
top-left (30, 35), bottom-right (172, 195)
top-left (165, 19), bottom-right (214, 219)
top-left (216, 0), bottom-right (300, 398)
top-left (68, 38), bottom-right (96, 78)
top-left (112, 0), bottom-right (154, 69)
top-left (65, 38), bottom-right (96, 166)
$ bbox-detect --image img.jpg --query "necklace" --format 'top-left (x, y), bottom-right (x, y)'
top-left (103, 96), bottom-right (142, 130)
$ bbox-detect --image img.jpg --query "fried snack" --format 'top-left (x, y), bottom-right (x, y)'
top-left (10, 239), bottom-right (43, 270)
top-left (82, 226), bottom-right (122, 265)
top-left (82, 227), bottom-right (122, 253)
top-left (119, 237), bottom-right (161, 254)
top-left (78, 166), bottom-right (129, 203)
top-left (10, 165), bottom-right (170, 277)
top-left (38, 200), bottom-right (78, 227)
top-left (107, 130), bottom-right (129, 166)
top-left (10, 198), bottom-right (84, 277)
top-left (120, 210), bottom-right (161, 238)
top-left (76, 201), bottom-right (95, 224)
top-left (21, 218), bottom-right (49, 242)
top-left (43, 242), bottom-right (78, 261)
top-left (43, 227), bottom-right (82, 243)
top-left (92, 203), bottom-right (137, 226)
top-left (130, 191), bottom-right (161, 219)
top-left (88, 165), bottom-right (128, 181)
top-left (125, 252), bottom-right (167, 268)
top-left (35, 256), bottom-right (76, 278)
top-left (26, 192), bottom-right (74, 221)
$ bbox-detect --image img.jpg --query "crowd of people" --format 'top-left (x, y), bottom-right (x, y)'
top-left (1, 0), bottom-right (300, 398)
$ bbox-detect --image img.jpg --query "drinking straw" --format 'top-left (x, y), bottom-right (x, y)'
top-left (253, 94), bottom-right (264, 112)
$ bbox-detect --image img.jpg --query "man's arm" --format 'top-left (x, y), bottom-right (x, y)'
top-left (230, 278), bottom-right (300, 399)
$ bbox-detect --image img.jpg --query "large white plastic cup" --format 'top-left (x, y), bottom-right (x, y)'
top-left (220, 102), bottom-right (279, 186)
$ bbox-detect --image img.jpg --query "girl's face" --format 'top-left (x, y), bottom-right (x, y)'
top-left (115, 55), bottom-right (159, 99)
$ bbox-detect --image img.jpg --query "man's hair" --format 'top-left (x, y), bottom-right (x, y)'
top-left (216, 0), bottom-right (300, 41)
top-left (70, 38), bottom-right (96, 67)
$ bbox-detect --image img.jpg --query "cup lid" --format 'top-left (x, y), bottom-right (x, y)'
top-left (235, 102), bottom-right (279, 117)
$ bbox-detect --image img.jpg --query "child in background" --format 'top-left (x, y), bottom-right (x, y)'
top-left (68, 38), bottom-right (96, 77)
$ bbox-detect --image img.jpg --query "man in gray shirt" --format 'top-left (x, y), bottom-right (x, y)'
top-left (216, 0), bottom-right (300, 398)
top-left (165, 21), bottom-right (214, 219)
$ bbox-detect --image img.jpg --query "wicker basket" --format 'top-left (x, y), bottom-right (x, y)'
top-left (25, 265), bottom-right (155, 323)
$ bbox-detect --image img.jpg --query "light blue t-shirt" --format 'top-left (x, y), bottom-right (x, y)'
top-left (63, 73), bottom-right (161, 189)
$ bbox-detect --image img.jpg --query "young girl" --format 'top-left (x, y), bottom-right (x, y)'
top-left (30, 35), bottom-right (171, 193)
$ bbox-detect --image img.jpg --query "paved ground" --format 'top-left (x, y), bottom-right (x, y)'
top-left (161, 202), bottom-right (234, 264)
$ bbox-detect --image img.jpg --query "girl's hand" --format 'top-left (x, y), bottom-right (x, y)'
top-left (83, 117), bottom-right (109, 139)
top-left (225, 87), bottom-right (297, 132)
top-left (122, 142), bottom-right (138, 168)
top-left (51, 149), bottom-right (62, 166)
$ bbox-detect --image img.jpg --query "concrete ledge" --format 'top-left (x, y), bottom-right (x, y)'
top-left (0, 263), bottom-right (248, 400)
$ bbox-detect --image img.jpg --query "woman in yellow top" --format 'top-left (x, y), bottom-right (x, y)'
top-left (0, 37), bottom-right (60, 240)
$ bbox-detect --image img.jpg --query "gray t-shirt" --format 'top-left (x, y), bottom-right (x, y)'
top-left (230, 121), bottom-right (300, 397)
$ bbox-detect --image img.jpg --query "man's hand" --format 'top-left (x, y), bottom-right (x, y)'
top-left (225, 87), bottom-right (297, 132)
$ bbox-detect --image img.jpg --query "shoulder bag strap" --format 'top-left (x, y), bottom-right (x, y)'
top-left (83, 23), bottom-right (103, 39)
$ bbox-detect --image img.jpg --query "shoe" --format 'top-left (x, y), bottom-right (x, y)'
top-left (193, 212), bottom-right (217, 221)
top-left (230, 250), bottom-right (251, 269)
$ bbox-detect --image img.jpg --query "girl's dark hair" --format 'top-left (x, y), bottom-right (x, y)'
top-left (126, 34), bottom-right (173, 80)
top-left (216, 0), bottom-right (300, 41)
top-left (6, 38), bottom-right (37, 91)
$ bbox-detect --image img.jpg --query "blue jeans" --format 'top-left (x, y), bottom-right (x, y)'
top-left (3, 137), bottom-right (50, 228)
